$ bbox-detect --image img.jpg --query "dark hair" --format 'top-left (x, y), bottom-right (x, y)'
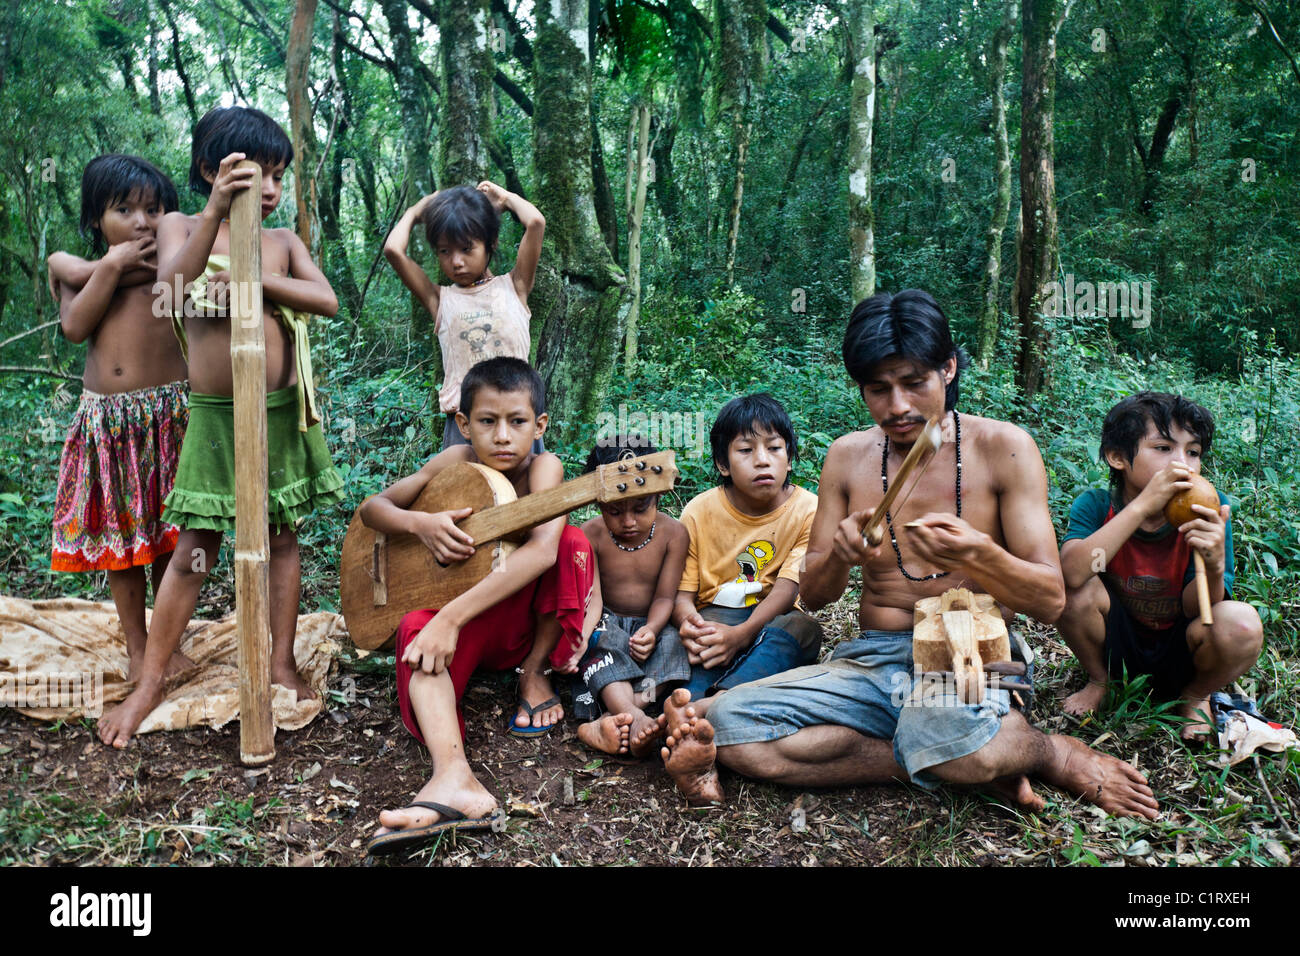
top-left (709, 393), bottom-right (798, 487)
top-left (1100, 391), bottom-right (1215, 489)
top-left (188, 106), bottom-right (293, 196)
top-left (423, 186), bottom-right (500, 257)
top-left (459, 357), bottom-right (545, 418)
top-left (583, 434), bottom-right (659, 474)
top-left (842, 289), bottom-right (970, 411)
top-left (79, 155), bottom-right (179, 254)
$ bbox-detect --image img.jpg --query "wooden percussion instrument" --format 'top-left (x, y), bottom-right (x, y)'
top-left (339, 451), bottom-right (677, 649)
top-left (913, 588), bottom-right (1012, 704)
top-left (1164, 472), bottom-right (1218, 626)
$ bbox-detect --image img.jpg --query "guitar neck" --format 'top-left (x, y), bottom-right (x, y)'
top-left (458, 471), bottom-right (603, 542)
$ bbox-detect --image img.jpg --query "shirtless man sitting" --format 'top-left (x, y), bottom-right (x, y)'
top-left (659, 289), bottom-right (1159, 819)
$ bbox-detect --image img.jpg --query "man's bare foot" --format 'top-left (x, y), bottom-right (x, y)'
top-left (1063, 680), bottom-right (1107, 717)
top-left (661, 705), bottom-right (724, 806)
top-left (1040, 734), bottom-right (1159, 819)
top-left (97, 679), bottom-right (165, 749)
top-left (271, 662), bottom-right (318, 702)
top-left (989, 774), bottom-right (1046, 812)
top-left (372, 765), bottom-right (499, 841)
top-left (578, 713), bottom-right (633, 754)
top-left (1176, 696), bottom-right (1214, 741)
top-left (516, 668), bottom-right (562, 729)
top-left (629, 712), bottom-right (665, 759)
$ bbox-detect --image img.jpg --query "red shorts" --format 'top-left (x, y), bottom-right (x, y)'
top-left (394, 524), bottom-right (595, 743)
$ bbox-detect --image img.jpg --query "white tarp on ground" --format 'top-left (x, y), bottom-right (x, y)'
top-left (0, 596), bottom-right (341, 734)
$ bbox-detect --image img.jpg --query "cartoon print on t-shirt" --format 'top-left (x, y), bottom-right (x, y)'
top-left (460, 322), bottom-right (503, 355)
top-left (713, 539), bottom-right (775, 608)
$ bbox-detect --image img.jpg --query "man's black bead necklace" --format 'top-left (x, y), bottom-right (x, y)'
top-left (881, 410), bottom-right (961, 582)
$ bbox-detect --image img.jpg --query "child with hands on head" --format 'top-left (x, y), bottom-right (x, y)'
top-left (384, 182), bottom-right (545, 450)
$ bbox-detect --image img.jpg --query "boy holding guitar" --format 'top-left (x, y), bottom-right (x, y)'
top-left (361, 357), bottom-right (598, 853)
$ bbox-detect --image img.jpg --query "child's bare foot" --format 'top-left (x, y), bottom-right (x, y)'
top-left (661, 695), bottom-right (724, 807)
top-left (1040, 734), bottom-right (1159, 819)
top-left (629, 712), bottom-right (665, 759)
top-left (163, 651), bottom-right (197, 682)
top-left (271, 662), bottom-right (318, 702)
top-left (1063, 680), bottom-right (1107, 717)
top-left (1176, 696), bottom-right (1214, 741)
top-left (578, 713), bottom-right (633, 754)
top-left (515, 669), bottom-right (562, 729)
top-left (98, 679), bottom-right (165, 749)
top-left (372, 766), bottom-right (499, 841)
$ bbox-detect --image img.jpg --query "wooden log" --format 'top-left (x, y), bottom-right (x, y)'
top-left (230, 161), bottom-right (274, 766)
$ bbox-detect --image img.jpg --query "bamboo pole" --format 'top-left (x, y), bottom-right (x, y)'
top-left (229, 161), bottom-right (275, 765)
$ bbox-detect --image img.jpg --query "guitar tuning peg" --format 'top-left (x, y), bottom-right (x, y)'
top-left (635, 476), bottom-right (645, 486)
top-left (616, 482), bottom-right (627, 492)
top-left (635, 460), bottom-right (646, 470)
top-left (651, 465), bottom-right (662, 474)
top-left (617, 464), bottom-right (628, 472)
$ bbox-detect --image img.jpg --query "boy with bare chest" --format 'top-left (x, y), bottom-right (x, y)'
top-left (572, 438), bottom-right (690, 758)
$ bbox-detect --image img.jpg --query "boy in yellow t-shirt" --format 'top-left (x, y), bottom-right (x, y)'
top-left (671, 394), bottom-right (823, 704)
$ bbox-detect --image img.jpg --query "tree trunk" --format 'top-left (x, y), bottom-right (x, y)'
top-left (160, 0), bottom-right (198, 125)
top-left (380, 0), bottom-right (437, 342)
top-left (287, 0), bottom-right (320, 260)
top-left (649, 115), bottom-right (682, 256)
top-left (320, 13), bottom-right (363, 321)
top-left (439, 0), bottom-right (493, 184)
top-left (147, 5), bottom-right (161, 117)
top-left (976, 0), bottom-right (1016, 367)
top-left (624, 103), bottom-right (652, 370)
top-left (847, 0), bottom-right (876, 303)
top-left (713, 0), bottom-right (766, 288)
top-left (1013, 0), bottom-right (1070, 398)
top-left (591, 103), bottom-right (619, 261)
top-left (532, 0), bottom-right (626, 436)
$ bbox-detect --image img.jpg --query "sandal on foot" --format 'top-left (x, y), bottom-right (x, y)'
top-left (508, 694), bottom-right (561, 738)
top-left (366, 801), bottom-right (500, 857)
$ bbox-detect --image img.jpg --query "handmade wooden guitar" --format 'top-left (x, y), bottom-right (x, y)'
top-left (339, 451), bottom-right (678, 649)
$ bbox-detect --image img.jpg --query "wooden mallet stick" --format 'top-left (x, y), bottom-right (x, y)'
top-left (1164, 472), bottom-right (1218, 627)
top-left (860, 416), bottom-right (944, 547)
top-left (230, 161), bottom-right (275, 766)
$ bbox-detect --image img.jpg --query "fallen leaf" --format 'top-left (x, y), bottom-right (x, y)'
top-left (300, 762), bottom-right (322, 782)
top-left (329, 777), bottom-right (358, 794)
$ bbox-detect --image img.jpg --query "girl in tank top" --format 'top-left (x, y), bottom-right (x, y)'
top-left (383, 182), bottom-right (546, 449)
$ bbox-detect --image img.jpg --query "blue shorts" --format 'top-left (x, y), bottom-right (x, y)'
top-left (706, 630), bottom-right (1014, 786)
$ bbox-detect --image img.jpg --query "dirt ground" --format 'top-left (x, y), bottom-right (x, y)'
top-left (3, 596), bottom-right (1296, 867)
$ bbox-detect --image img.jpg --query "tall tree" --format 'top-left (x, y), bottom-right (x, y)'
top-left (286, 0), bottom-right (320, 259)
top-left (532, 0), bottom-right (626, 432)
top-left (1013, 0), bottom-right (1073, 397)
top-left (713, 0), bottom-right (766, 287)
top-left (379, 0), bottom-right (437, 340)
top-left (847, 0), bottom-right (876, 303)
top-left (974, 0), bottom-right (1017, 366)
top-left (439, 0), bottom-right (493, 184)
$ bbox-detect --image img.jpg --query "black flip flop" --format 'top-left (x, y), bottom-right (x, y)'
top-left (365, 801), bottom-right (500, 857)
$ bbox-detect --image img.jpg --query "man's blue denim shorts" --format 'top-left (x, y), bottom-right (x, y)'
top-left (706, 630), bottom-right (1014, 786)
